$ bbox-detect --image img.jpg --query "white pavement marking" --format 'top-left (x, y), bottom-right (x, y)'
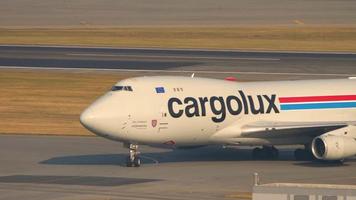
top-left (66, 53), bottom-right (281, 61)
top-left (0, 65), bottom-right (355, 77)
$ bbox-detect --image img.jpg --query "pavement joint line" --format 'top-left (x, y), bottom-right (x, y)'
top-left (0, 65), bottom-right (355, 77)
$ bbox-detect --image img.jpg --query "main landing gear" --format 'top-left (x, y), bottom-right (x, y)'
top-left (125, 143), bottom-right (141, 167)
top-left (252, 146), bottom-right (279, 160)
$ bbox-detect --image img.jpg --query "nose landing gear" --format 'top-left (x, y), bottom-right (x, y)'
top-left (125, 143), bottom-right (141, 167)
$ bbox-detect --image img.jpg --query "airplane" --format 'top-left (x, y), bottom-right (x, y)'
top-left (80, 76), bottom-right (356, 167)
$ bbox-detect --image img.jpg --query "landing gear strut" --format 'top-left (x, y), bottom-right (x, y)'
top-left (252, 146), bottom-right (279, 160)
top-left (125, 143), bottom-right (141, 167)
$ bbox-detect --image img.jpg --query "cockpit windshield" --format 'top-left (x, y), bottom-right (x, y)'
top-left (111, 85), bottom-right (133, 92)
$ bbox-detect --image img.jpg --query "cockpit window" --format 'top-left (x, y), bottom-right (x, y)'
top-left (111, 86), bottom-right (123, 91)
top-left (111, 85), bottom-right (133, 92)
top-left (124, 86), bottom-right (133, 91)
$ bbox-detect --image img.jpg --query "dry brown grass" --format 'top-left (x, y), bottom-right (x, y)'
top-left (1, 27), bottom-right (356, 52)
top-left (0, 69), bottom-right (133, 136)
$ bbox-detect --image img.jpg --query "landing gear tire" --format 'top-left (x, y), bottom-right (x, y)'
top-left (133, 157), bottom-right (141, 167)
top-left (125, 143), bottom-right (141, 167)
top-left (252, 146), bottom-right (279, 160)
top-left (126, 156), bottom-right (134, 167)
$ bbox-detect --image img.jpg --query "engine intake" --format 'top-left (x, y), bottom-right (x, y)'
top-left (313, 137), bottom-right (326, 158)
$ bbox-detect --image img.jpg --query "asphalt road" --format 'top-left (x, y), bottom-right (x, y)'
top-left (1, 0), bottom-right (356, 27)
top-left (1, 45), bottom-right (356, 80)
top-left (1, 135), bottom-right (356, 200)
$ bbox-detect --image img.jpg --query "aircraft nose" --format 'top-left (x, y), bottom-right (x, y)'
top-left (80, 94), bottom-right (111, 133)
top-left (79, 93), bottom-right (125, 139)
top-left (80, 106), bottom-right (99, 131)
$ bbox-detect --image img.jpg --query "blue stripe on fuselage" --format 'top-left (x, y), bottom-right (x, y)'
top-left (280, 102), bottom-right (356, 110)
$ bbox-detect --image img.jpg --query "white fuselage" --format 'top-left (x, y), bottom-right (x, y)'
top-left (80, 77), bottom-right (356, 148)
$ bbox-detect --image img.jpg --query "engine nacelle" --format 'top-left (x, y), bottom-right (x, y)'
top-left (312, 134), bottom-right (356, 160)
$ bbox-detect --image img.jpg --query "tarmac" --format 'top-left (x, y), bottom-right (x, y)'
top-left (1, 46), bottom-right (356, 199)
top-left (0, 135), bottom-right (356, 200)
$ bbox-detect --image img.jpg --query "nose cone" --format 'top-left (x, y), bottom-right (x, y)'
top-left (80, 94), bottom-right (124, 139)
top-left (80, 106), bottom-right (98, 132)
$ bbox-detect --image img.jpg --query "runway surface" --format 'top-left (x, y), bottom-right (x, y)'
top-left (1, 0), bottom-right (356, 27)
top-left (1, 135), bottom-right (356, 200)
top-left (1, 45), bottom-right (356, 80)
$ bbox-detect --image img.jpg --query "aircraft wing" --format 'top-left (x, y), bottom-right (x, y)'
top-left (211, 121), bottom-right (356, 144)
top-left (239, 121), bottom-right (356, 138)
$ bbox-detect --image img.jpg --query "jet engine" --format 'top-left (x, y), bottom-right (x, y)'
top-left (311, 133), bottom-right (356, 160)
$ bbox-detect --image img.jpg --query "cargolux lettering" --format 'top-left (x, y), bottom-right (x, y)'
top-left (167, 90), bottom-right (279, 123)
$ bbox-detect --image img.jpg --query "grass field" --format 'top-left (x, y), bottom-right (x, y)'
top-left (0, 69), bottom-right (134, 136)
top-left (1, 27), bottom-right (356, 52)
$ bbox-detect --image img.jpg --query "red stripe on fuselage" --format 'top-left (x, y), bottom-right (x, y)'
top-left (279, 95), bottom-right (356, 103)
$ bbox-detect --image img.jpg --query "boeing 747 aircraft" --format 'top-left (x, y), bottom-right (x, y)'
top-left (80, 76), bottom-right (356, 167)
